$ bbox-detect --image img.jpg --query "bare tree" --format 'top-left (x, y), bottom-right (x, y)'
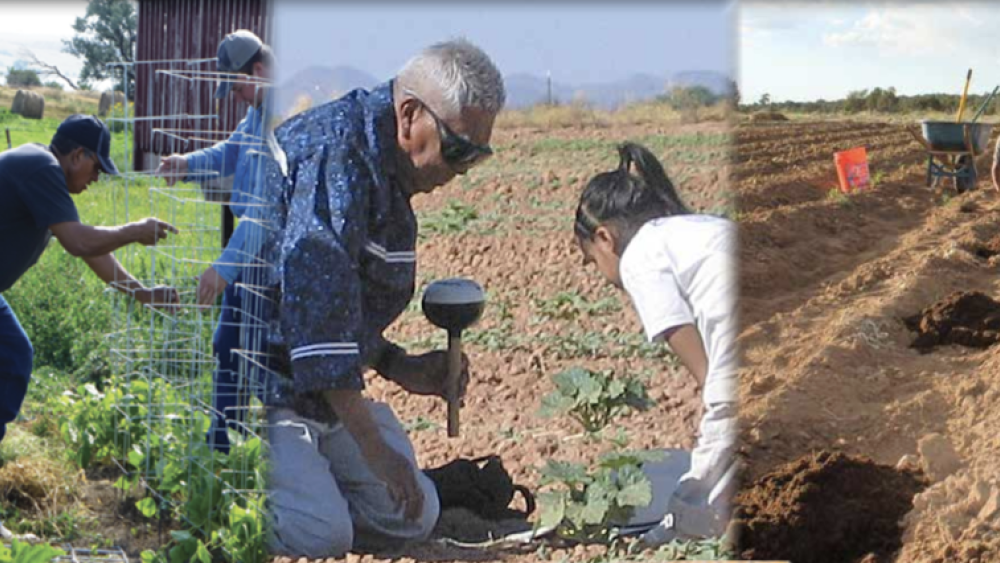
top-left (18, 48), bottom-right (79, 90)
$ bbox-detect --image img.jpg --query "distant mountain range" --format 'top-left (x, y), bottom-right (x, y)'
top-left (275, 65), bottom-right (733, 115)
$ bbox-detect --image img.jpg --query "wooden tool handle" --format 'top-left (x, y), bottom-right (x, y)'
top-left (446, 333), bottom-right (462, 437)
top-left (957, 68), bottom-right (973, 122)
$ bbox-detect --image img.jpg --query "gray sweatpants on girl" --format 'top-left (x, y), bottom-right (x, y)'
top-left (630, 401), bottom-right (738, 543)
top-left (266, 401), bottom-right (440, 558)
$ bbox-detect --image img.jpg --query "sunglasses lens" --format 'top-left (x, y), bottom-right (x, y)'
top-left (422, 99), bottom-right (492, 170)
top-left (441, 135), bottom-right (492, 167)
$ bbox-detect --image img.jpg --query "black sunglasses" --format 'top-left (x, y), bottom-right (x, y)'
top-left (408, 93), bottom-right (493, 170)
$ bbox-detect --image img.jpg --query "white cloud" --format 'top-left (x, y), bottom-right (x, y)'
top-left (0, 2), bottom-right (86, 38)
top-left (822, 5), bottom-right (1000, 57)
top-left (0, 2), bottom-right (101, 88)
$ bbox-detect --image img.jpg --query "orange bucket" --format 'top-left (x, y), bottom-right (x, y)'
top-left (834, 146), bottom-right (870, 193)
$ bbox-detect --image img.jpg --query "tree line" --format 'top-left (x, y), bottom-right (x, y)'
top-left (743, 87), bottom-right (1000, 116)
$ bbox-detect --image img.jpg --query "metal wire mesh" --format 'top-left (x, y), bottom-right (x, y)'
top-left (54, 546), bottom-right (130, 563)
top-left (105, 59), bottom-right (276, 558)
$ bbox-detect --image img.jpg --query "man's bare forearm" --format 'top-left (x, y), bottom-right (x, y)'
top-left (82, 253), bottom-right (145, 294)
top-left (54, 222), bottom-right (139, 257)
top-left (324, 389), bottom-right (386, 455)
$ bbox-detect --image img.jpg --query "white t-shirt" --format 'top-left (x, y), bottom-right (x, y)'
top-left (619, 215), bottom-right (737, 406)
top-left (620, 215), bottom-right (739, 538)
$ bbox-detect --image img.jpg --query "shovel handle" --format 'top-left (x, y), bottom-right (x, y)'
top-left (446, 333), bottom-right (462, 437)
top-left (957, 68), bottom-right (973, 122)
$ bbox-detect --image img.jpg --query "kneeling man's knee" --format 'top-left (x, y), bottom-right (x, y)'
top-left (270, 505), bottom-right (354, 558)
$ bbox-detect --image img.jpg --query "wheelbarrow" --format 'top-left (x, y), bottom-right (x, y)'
top-left (907, 121), bottom-right (994, 193)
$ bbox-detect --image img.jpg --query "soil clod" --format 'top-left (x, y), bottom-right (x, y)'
top-left (973, 235), bottom-right (1000, 260)
top-left (904, 291), bottom-right (1000, 351)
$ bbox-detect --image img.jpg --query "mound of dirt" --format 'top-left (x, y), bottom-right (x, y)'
top-left (904, 291), bottom-right (1000, 351)
top-left (750, 110), bottom-right (789, 122)
top-left (973, 234), bottom-right (1000, 260)
top-left (733, 451), bottom-right (926, 563)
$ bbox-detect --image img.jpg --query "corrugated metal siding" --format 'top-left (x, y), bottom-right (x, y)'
top-left (134, 0), bottom-right (270, 171)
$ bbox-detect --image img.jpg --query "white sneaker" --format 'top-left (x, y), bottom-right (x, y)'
top-left (640, 513), bottom-right (679, 547)
top-left (0, 521), bottom-right (39, 543)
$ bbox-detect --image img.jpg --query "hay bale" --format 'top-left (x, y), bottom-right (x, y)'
top-left (11, 90), bottom-right (44, 120)
top-left (98, 91), bottom-right (113, 116)
top-left (98, 90), bottom-right (126, 116)
top-left (10, 90), bottom-right (25, 115)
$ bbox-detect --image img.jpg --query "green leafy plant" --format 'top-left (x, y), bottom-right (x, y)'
top-left (0, 539), bottom-right (65, 563)
top-left (533, 291), bottom-right (621, 321)
top-left (649, 537), bottom-right (735, 561)
top-left (404, 416), bottom-right (441, 433)
top-left (539, 367), bottom-right (653, 433)
top-left (420, 200), bottom-right (479, 235)
top-left (870, 169), bottom-right (885, 189)
top-left (537, 449), bottom-right (664, 543)
top-left (49, 374), bottom-right (268, 563)
top-left (825, 187), bottom-right (852, 207)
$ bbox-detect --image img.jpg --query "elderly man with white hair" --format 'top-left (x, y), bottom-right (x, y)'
top-left (259, 39), bottom-right (505, 557)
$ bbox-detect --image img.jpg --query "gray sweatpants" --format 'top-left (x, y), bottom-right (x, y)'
top-left (633, 401), bottom-right (739, 544)
top-left (266, 401), bottom-right (440, 558)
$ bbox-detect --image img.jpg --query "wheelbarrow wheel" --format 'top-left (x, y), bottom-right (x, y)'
top-left (956, 155), bottom-right (977, 194)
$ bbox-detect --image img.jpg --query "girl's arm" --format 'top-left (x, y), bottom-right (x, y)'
top-left (661, 324), bottom-right (708, 389)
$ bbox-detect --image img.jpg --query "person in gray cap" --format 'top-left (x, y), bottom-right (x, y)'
top-left (0, 114), bottom-right (178, 541)
top-left (259, 38), bottom-right (503, 558)
top-left (155, 29), bottom-right (275, 453)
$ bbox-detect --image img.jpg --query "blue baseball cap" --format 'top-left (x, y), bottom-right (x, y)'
top-left (55, 114), bottom-right (119, 176)
top-left (215, 29), bottom-right (263, 99)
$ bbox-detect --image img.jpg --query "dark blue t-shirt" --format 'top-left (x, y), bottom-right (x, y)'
top-left (0, 144), bottom-right (80, 292)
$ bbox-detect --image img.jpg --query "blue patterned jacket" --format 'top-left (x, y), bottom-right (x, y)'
top-left (262, 81), bottom-right (417, 420)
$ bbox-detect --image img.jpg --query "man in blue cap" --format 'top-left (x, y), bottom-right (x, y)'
top-left (0, 114), bottom-right (179, 541)
top-left (156, 29), bottom-right (274, 452)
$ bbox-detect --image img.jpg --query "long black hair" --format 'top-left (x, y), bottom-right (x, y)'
top-left (575, 142), bottom-right (690, 253)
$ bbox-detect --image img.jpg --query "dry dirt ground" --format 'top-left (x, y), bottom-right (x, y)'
top-left (735, 119), bottom-right (1000, 563)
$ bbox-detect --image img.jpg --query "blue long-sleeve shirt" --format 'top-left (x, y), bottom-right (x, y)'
top-left (262, 81), bottom-right (418, 421)
top-left (185, 100), bottom-right (272, 283)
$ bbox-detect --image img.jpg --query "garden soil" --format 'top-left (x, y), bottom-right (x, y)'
top-left (737, 119), bottom-right (1000, 563)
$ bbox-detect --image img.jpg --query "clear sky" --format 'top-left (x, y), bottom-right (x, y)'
top-left (271, 1), bottom-right (736, 86)
top-left (741, 2), bottom-right (1000, 103)
top-left (0, 1), bottom-right (93, 88)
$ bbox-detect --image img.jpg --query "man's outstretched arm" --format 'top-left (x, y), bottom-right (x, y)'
top-left (50, 218), bottom-right (178, 257)
top-left (82, 253), bottom-right (180, 309)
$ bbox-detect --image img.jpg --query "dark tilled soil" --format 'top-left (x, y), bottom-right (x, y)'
top-left (732, 450), bottom-right (926, 563)
top-left (904, 291), bottom-right (1000, 351)
top-left (973, 234), bottom-right (1000, 260)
